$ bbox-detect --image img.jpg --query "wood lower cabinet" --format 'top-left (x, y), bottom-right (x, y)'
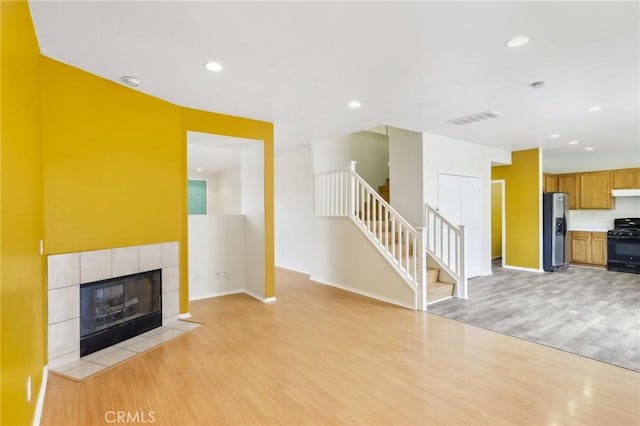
top-left (569, 231), bottom-right (607, 267)
top-left (590, 233), bottom-right (608, 266)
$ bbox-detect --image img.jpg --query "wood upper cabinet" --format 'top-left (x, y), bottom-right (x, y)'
top-left (590, 232), bottom-right (608, 266)
top-left (635, 168), bottom-right (640, 188)
top-left (570, 231), bottom-right (607, 266)
top-left (579, 171), bottom-right (613, 209)
top-left (558, 174), bottom-right (579, 210)
top-left (570, 231), bottom-right (591, 264)
top-left (612, 169), bottom-right (636, 189)
top-left (544, 174), bottom-right (558, 192)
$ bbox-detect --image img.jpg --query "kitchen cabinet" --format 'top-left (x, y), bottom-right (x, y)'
top-left (558, 174), bottom-right (579, 210)
top-left (569, 231), bottom-right (607, 267)
top-left (635, 168), bottom-right (640, 188)
top-left (612, 169), bottom-right (635, 189)
top-left (579, 171), bottom-right (613, 209)
top-left (544, 174), bottom-right (558, 192)
top-left (591, 232), bottom-right (608, 266)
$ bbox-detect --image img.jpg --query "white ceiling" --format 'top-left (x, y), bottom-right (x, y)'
top-left (187, 131), bottom-right (258, 173)
top-left (30, 1), bottom-right (639, 162)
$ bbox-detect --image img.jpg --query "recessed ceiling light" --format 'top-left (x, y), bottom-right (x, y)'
top-left (204, 61), bottom-right (223, 72)
top-left (569, 140), bottom-right (580, 145)
top-left (120, 76), bottom-right (140, 88)
top-left (587, 106), bottom-right (602, 112)
top-left (585, 147), bottom-right (595, 151)
top-left (505, 35), bottom-right (530, 48)
top-left (348, 100), bottom-right (361, 109)
top-left (549, 133), bottom-right (560, 139)
top-left (196, 168), bottom-right (204, 172)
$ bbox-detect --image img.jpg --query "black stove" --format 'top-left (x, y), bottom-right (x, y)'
top-left (607, 218), bottom-right (640, 273)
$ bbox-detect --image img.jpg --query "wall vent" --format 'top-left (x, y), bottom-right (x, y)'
top-left (447, 110), bottom-right (503, 125)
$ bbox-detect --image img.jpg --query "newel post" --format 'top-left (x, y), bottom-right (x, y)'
top-left (349, 161), bottom-right (357, 216)
top-left (417, 227), bottom-right (428, 311)
top-left (458, 225), bottom-right (468, 299)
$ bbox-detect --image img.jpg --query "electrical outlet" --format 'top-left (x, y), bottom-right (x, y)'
top-left (26, 376), bottom-right (31, 402)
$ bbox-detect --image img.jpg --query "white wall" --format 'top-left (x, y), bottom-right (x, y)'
top-left (188, 168), bottom-right (241, 215)
top-left (241, 143), bottom-right (266, 298)
top-left (210, 168), bottom-right (241, 214)
top-left (350, 132), bottom-right (389, 189)
top-left (309, 218), bottom-right (416, 308)
top-left (313, 131), bottom-right (389, 189)
top-left (275, 144), bottom-right (415, 308)
top-left (188, 215), bottom-right (244, 299)
top-left (569, 197), bottom-right (640, 230)
top-left (389, 127), bottom-right (423, 227)
top-left (274, 146), bottom-right (315, 273)
top-left (543, 147), bottom-right (640, 174)
top-left (422, 132), bottom-right (511, 276)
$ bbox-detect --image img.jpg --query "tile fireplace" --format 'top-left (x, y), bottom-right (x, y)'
top-left (47, 242), bottom-right (179, 369)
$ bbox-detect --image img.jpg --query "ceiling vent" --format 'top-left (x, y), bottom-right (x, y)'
top-left (447, 110), bottom-right (503, 126)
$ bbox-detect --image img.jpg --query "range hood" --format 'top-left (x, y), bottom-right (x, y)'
top-left (612, 189), bottom-right (640, 197)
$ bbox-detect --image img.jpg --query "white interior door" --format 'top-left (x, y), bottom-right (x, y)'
top-left (438, 173), bottom-right (482, 278)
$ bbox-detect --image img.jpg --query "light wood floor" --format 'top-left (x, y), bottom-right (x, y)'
top-left (42, 268), bottom-right (640, 425)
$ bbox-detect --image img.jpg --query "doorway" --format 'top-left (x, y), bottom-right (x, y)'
top-left (491, 180), bottom-right (505, 269)
top-left (438, 172), bottom-right (482, 278)
top-left (186, 131), bottom-right (264, 301)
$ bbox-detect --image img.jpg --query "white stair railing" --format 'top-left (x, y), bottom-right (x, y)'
top-left (314, 162), bottom-right (427, 310)
top-left (424, 204), bottom-right (467, 299)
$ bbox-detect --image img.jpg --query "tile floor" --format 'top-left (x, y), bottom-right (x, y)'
top-left (428, 261), bottom-right (640, 372)
top-left (51, 320), bottom-right (201, 380)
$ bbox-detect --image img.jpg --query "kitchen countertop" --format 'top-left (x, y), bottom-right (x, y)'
top-left (568, 228), bottom-right (610, 233)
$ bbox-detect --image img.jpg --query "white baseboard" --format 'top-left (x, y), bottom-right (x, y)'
top-left (503, 264), bottom-right (543, 273)
top-left (33, 365), bottom-right (48, 426)
top-left (189, 289), bottom-right (244, 301)
top-left (311, 276), bottom-right (415, 310)
top-left (178, 313), bottom-right (192, 320)
top-left (275, 265), bottom-right (311, 278)
top-left (244, 289), bottom-right (277, 304)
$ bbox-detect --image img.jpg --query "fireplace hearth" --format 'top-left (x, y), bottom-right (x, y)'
top-left (80, 269), bottom-right (162, 356)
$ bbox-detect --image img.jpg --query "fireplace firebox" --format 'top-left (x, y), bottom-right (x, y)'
top-left (80, 269), bottom-right (162, 356)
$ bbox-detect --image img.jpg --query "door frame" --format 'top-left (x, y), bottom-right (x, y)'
top-left (491, 179), bottom-right (506, 269)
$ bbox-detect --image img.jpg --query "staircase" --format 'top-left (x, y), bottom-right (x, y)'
top-left (375, 179), bottom-right (453, 303)
top-left (314, 162), bottom-right (465, 310)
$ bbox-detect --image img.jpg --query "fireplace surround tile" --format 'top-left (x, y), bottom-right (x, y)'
top-left (162, 266), bottom-right (179, 292)
top-left (80, 249), bottom-right (112, 284)
top-left (162, 242), bottom-right (179, 267)
top-left (112, 246), bottom-right (139, 277)
top-left (48, 285), bottom-right (79, 325)
top-left (49, 319), bottom-right (79, 360)
top-left (48, 241), bottom-right (180, 368)
top-left (49, 350), bottom-right (81, 371)
top-left (48, 253), bottom-right (80, 290)
top-left (139, 243), bottom-right (162, 272)
top-left (162, 289), bottom-right (179, 321)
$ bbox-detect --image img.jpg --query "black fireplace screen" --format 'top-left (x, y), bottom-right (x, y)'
top-left (80, 269), bottom-right (162, 356)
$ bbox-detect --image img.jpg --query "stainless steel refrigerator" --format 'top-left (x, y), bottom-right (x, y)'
top-left (543, 192), bottom-right (569, 271)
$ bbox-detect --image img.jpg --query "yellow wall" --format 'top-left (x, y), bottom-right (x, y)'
top-left (1, 2), bottom-right (46, 425)
top-left (180, 108), bottom-right (275, 302)
top-left (41, 58), bottom-right (183, 254)
top-left (491, 182), bottom-right (503, 259)
top-left (1, 2), bottom-right (275, 422)
top-left (492, 148), bottom-right (541, 270)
